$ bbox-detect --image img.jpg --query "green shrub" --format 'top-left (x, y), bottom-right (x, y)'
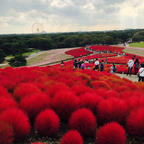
top-left (8, 55), bottom-right (27, 67)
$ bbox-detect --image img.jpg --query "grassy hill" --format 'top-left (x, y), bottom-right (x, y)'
top-left (129, 42), bottom-right (144, 48)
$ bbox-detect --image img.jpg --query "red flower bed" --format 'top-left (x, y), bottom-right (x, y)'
top-left (90, 45), bottom-right (124, 53)
top-left (65, 47), bottom-right (93, 57)
top-left (0, 66), bottom-right (144, 143)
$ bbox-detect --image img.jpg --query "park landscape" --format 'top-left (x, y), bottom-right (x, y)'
top-left (0, 30), bottom-right (144, 144)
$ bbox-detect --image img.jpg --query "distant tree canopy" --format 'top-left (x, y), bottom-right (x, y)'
top-left (132, 31), bottom-right (144, 42)
top-left (0, 29), bottom-right (143, 57)
top-left (8, 55), bottom-right (27, 67)
top-left (0, 49), bottom-right (5, 63)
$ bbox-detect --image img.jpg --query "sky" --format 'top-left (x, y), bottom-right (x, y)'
top-left (0, 0), bottom-right (144, 34)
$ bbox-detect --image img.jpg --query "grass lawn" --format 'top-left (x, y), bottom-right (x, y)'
top-left (5, 49), bottom-right (39, 61)
top-left (27, 51), bottom-right (52, 65)
top-left (22, 49), bottom-right (39, 57)
top-left (129, 42), bottom-right (144, 48)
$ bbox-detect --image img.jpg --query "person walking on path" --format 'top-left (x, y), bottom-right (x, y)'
top-left (73, 59), bottom-right (78, 68)
top-left (134, 58), bottom-right (139, 75)
top-left (78, 59), bottom-right (83, 69)
top-left (93, 58), bottom-right (99, 71)
top-left (100, 60), bottom-right (105, 72)
top-left (138, 63), bottom-right (144, 82)
top-left (81, 62), bottom-right (85, 70)
top-left (127, 57), bottom-right (134, 76)
top-left (111, 63), bottom-right (117, 73)
top-left (61, 60), bottom-right (64, 67)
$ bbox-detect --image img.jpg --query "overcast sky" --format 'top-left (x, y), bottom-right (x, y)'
top-left (0, 0), bottom-right (144, 34)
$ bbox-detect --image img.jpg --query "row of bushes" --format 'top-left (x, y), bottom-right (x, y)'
top-left (0, 67), bottom-right (144, 143)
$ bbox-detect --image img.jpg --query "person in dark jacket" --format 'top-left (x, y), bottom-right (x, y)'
top-left (134, 58), bottom-right (139, 75)
top-left (73, 59), bottom-right (78, 68)
top-left (100, 60), bottom-right (105, 72)
top-left (78, 59), bottom-right (82, 69)
top-left (61, 60), bottom-right (64, 67)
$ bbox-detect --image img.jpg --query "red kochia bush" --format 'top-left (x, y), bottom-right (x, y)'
top-left (60, 130), bottom-right (83, 144)
top-left (31, 142), bottom-right (45, 144)
top-left (20, 93), bottom-right (51, 120)
top-left (97, 97), bottom-right (128, 124)
top-left (35, 109), bottom-right (60, 136)
top-left (13, 83), bottom-right (42, 101)
top-left (126, 108), bottom-right (144, 137)
top-left (79, 93), bottom-right (103, 114)
top-left (0, 79), bottom-right (16, 92)
top-left (0, 86), bottom-right (11, 98)
top-left (52, 90), bottom-right (79, 121)
top-left (91, 81), bottom-right (111, 90)
top-left (0, 121), bottom-right (14, 144)
top-left (72, 84), bottom-right (94, 96)
top-left (0, 97), bottom-right (17, 113)
top-left (45, 82), bottom-right (70, 98)
top-left (69, 108), bottom-right (96, 136)
top-left (0, 108), bottom-right (31, 141)
top-left (97, 122), bottom-right (126, 144)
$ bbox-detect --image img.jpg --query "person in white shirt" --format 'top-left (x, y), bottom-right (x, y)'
top-left (138, 63), bottom-right (144, 82)
top-left (93, 58), bottom-right (99, 71)
top-left (127, 58), bottom-right (134, 76)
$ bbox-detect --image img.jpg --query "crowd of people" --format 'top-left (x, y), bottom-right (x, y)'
top-left (127, 57), bottom-right (144, 82)
top-left (60, 56), bottom-right (144, 82)
top-left (72, 58), bottom-right (117, 73)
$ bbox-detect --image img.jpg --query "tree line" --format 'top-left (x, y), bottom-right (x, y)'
top-left (0, 29), bottom-right (144, 61)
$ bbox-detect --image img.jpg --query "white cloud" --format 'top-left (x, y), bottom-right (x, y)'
top-left (0, 0), bottom-right (144, 34)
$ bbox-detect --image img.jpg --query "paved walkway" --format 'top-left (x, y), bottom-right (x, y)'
top-left (116, 73), bottom-right (138, 82)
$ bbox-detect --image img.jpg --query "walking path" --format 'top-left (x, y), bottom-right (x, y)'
top-left (27, 47), bottom-right (78, 66)
top-left (116, 73), bottom-right (138, 82)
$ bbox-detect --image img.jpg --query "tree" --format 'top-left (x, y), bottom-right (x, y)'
top-left (8, 55), bottom-right (27, 67)
top-left (133, 31), bottom-right (144, 42)
top-left (0, 49), bottom-right (5, 63)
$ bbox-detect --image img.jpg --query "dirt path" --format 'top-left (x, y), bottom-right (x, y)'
top-left (114, 44), bottom-right (144, 56)
top-left (116, 73), bottom-right (138, 82)
top-left (126, 46), bottom-right (144, 51)
top-left (27, 47), bottom-right (78, 66)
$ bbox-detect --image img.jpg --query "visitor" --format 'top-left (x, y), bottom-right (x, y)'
top-left (111, 63), bottom-right (117, 73)
top-left (105, 57), bottom-right (107, 64)
top-left (138, 63), bottom-right (144, 82)
top-left (61, 60), bottom-right (64, 67)
top-left (127, 57), bottom-right (134, 76)
top-left (85, 59), bottom-right (89, 63)
top-left (78, 59), bottom-right (82, 68)
top-left (73, 59), bottom-right (78, 68)
top-left (93, 58), bottom-right (99, 71)
top-left (81, 62), bottom-right (85, 70)
top-left (134, 58), bottom-right (139, 75)
top-left (100, 60), bottom-right (105, 72)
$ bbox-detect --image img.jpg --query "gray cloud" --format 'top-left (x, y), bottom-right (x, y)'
top-left (0, 0), bottom-right (144, 34)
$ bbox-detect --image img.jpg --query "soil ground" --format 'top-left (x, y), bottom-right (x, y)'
top-left (27, 47), bottom-right (77, 66)
top-left (116, 73), bottom-right (138, 82)
top-left (124, 46), bottom-right (144, 56)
